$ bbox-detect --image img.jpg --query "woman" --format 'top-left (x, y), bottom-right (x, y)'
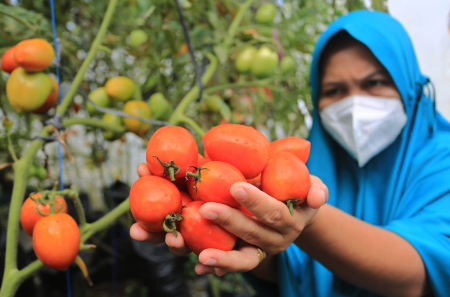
top-left (131, 10), bottom-right (450, 297)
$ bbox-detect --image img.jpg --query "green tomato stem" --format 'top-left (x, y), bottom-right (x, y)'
top-left (224, 0), bottom-right (256, 48)
top-left (56, 0), bottom-right (119, 116)
top-left (63, 117), bottom-right (126, 134)
top-left (178, 115), bottom-right (206, 136)
top-left (203, 77), bottom-right (276, 95)
top-left (6, 132), bottom-right (18, 163)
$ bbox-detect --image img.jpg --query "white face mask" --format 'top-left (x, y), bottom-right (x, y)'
top-left (319, 95), bottom-right (407, 167)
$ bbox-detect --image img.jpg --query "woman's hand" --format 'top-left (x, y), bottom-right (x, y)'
top-left (194, 176), bottom-right (328, 275)
top-left (130, 162), bottom-right (329, 276)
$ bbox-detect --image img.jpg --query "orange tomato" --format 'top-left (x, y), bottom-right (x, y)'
top-left (14, 39), bottom-right (55, 72)
top-left (122, 100), bottom-right (151, 136)
top-left (270, 137), bottom-right (311, 163)
top-left (33, 213), bottom-right (80, 271)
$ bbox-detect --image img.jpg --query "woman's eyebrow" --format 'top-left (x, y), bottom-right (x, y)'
top-left (321, 70), bottom-right (389, 87)
top-left (358, 70), bottom-right (389, 82)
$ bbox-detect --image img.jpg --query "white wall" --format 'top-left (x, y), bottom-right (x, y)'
top-left (388, 0), bottom-right (450, 120)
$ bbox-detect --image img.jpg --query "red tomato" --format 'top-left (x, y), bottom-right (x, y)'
top-left (246, 173), bottom-right (261, 190)
top-left (180, 191), bottom-right (193, 206)
top-left (129, 175), bottom-right (182, 232)
top-left (180, 201), bottom-right (236, 255)
top-left (203, 124), bottom-right (270, 179)
top-left (186, 161), bottom-right (246, 208)
top-left (20, 193), bottom-right (67, 236)
top-left (146, 126), bottom-right (198, 181)
top-left (32, 213), bottom-right (80, 271)
top-left (32, 76), bottom-right (58, 114)
top-left (197, 153), bottom-right (211, 167)
top-left (14, 38), bottom-right (55, 72)
top-left (270, 137), bottom-right (311, 163)
top-left (261, 152), bottom-right (311, 211)
top-left (1, 46), bottom-right (18, 74)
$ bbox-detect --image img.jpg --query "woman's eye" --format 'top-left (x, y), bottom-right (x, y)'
top-left (323, 88), bottom-right (340, 97)
top-left (367, 79), bottom-right (386, 87)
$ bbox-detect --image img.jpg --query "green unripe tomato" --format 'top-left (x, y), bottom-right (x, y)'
top-left (101, 113), bottom-right (124, 141)
top-left (251, 46), bottom-right (279, 79)
top-left (201, 95), bottom-right (223, 113)
top-left (148, 93), bottom-right (173, 121)
top-left (255, 3), bottom-right (277, 25)
top-left (29, 165), bottom-right (38, 178)
top-left (280, 56), bottom-right (296, 73)
top-left (87, 87), bottom-right (112, 115)
top-left (235, 46), bottom-right (257, 74)
top-left (128, 29), bottom-right (148, 48)
top-left (35, 165), bottom-right (48, 181)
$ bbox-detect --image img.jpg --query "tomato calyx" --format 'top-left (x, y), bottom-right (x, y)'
top-left (163, 206), bottom-right (186, 237)
top-left (284, 199), bottom-right (303, 215)
top-left (29, 190), bottom-right (67, 217)
top-left (152, 156), bottom-right (181, 181)
top-left (185, 165), bottom-right (210, 198)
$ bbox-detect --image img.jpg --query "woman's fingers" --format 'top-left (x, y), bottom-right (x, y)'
top-left (199, 202), bottom-right (285, 253)
top-left (197, 246), bottom-right (262, 273)
top-left (306, 175), bottom-right (329, 209)
top-left (130, 223), bottom-right (165, 244)
top-left (137, 163), bottom-right (151, 177)
top-left (165, 231), bottom-right (192, 256)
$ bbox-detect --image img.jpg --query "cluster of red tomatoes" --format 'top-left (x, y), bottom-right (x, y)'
top-left (1, 38), bottom-right (59, 114)
top-left (129, 123), bottom-right (311, 255)
top-left (20, 193), bottom-right (80, 271)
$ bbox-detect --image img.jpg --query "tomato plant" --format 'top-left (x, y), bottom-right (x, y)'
top-left (235, 45), bottom-right (257, 73)
top-left (32, 76), bottom-right (58, 114)
top-left (203, 124), bottom-right (270, 179)
top-left (87, 87), bottom-right (113, 116)
top-left (20, 194), bottom-right (67, 236)
top-left (146, 126), bottom-right (198, 181)
top-left (255, 2), bottom-right (277, 24)
top-left (105, 76), bottom-right (136, 102)
top-left (148, 92), bottom-right (173, 121)
top-left (180, 201), bottom-right (236, 256)
top-left (32, 213), bottom-right (80, 271)
top-left (251, 46), bottom-right (279, 79)
top-left (101, 113), bottom-right (124, 141)
top-left (129, 175), bottom-right (182, 233)
top-left (186, 161), bottom-right (246, 208)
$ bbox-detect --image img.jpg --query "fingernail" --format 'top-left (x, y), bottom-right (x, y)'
top-left (203, 212), bottom-right (218, 220)
top-left (203, 258), bottom-right (217, 265)
top-left (321, 189), bottom-right (326, 206)
top-left (231, 188), bottom-right (248, 201)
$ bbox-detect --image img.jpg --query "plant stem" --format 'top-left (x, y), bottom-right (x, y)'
top-left (203, 77), bottom-right (275, 94)
top-left (67, 186), bottom-right (87, 231)
top-left (6, 133), bottom-right (18, 162)
top-left (224, 0), bottom-right (256, 48)
top-left (56, 0), bottom-right (119, 115)
top-left (0, 8), bottom-right (38, 33)
top-left (63, 118), bottom-right (126, 134)
top-left (169, 52), bottom-right (218, 126)
top-left (179, 115), bottom-right (206, 136)
top-left (81, 198), bottom-right (130, 242)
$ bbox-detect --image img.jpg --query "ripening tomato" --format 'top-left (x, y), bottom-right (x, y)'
top-left (175, 43), bottom-right (188, 57)
top-left (146, 126), bottom-right (198, 181)
top-left (6, 67), bottom-right (52, 113)
top-left (87, 87), bottom-right (112, 116)
top-left (1, 46), bottom-right (18, 74)
top-left (186, 161), bottom-right (246, 208)
top-left (20, 193), bottom-right (67, 236)
top-left (14, 39), bottom-right (55, 72)
top-left (246, 173), bottom-right (261, 190)
top-left (105, 76), bottom-right (135, 102)
top-left (180, 201), bottom-right (236, 256)
top-left (180, 191), bottom-right (193, 206)
top-left (261, 151), bottom-right (311, 205)
top-left (251, 46), bottom-right (278, 79)
top-left (33, 213), bottom-right (80, 271)
top-left (130, 175), bottom-right (182, 232)
top-left (33, 76), bottom-right (58, 114)
top-left (203, 124), bottom-right (270, 179)
top-left (235, 46), bottom-right (257, 73)
top-left (270, 137), bottom-right (311, 163)
top-left (122, 100), bottom-right (151, 136)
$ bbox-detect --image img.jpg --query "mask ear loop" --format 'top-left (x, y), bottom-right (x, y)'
top-left (423, 79), bottom-right (437, 133)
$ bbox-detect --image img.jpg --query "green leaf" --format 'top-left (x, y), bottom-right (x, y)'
top-left (213, 45), bottom-right (228, 64)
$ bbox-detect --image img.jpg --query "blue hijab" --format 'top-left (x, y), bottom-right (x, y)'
top-left (275, 10), bottom-right (450, 297)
